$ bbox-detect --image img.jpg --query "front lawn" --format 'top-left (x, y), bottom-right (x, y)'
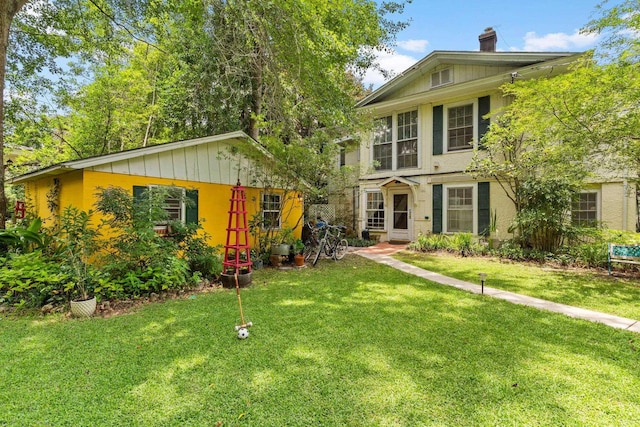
top-left (1, 255), bottom-right (639, 425)
top-left (394, 251), bottom-right (640, 320)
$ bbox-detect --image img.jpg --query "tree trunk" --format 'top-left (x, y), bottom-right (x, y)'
top-left (0, 0), bottom-right (29, 229)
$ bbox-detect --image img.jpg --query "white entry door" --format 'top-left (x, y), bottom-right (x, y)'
top-left (388, 191), bottom-right (412, 242)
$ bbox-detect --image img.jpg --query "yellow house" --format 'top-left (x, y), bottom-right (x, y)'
top-left (9, 131), bottom-right (303, 246)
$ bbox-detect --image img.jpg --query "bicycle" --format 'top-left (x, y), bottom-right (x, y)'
top-left (303, 222), bottom-right (322, 261)
top-left (311, 224), bottom-right (348, 266)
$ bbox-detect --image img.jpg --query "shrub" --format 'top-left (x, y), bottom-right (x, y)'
top-left (94, 186), bottom-right (216, 295)
top-left (0, 252), bottom-right (71, 308)
top-left (345, 238), bottom-right (376, 247)
top-left (409, 233), bottom-right (486, 256)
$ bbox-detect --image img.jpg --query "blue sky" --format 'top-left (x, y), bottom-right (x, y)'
top-left (364, 0), bottom-right (613, 86)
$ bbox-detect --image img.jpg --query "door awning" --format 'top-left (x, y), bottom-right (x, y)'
top-left (378, 176), bottom-right (419, 206)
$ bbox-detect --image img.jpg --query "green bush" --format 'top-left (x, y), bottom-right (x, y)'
top-left (409, 233), bottom-right (486, 256)
top-left (345, 238), bottom-right (376, 247)
top-left (0, 252), bottom-right (71, 308)
top-left (94, 186), bottom-right (214, 296)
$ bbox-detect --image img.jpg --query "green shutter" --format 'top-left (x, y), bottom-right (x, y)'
top-left (477, 182), bottom-right (490, 236)
top-left (432, 184), bottom-right (443, 234)
top-left (185, 189), bottom-right (199, 224)
top-left (133, 185), bottom-right (146, 201)
top-left (432, 105), bottom-right (443, 156)
top-left (478, 96), bottom-right (490, 149)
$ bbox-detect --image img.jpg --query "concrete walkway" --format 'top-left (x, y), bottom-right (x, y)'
top-left (356, 243), bottom-right (640, 334)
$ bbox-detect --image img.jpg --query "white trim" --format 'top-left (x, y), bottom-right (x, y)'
top-left (443, 99), bottom-right (478, 154)
top-left (261, 192), bottom-right (282, 230)
top-left (379, 176), bottom-right (419, 207)
top-left (356, 52), bottom-right (582, 108)
top-left (10, 131), bottom-right (260, 184)
top-left (371, 109), bottom-right (420, 172)
top-left (572, 190), bottom-right (601, 225)
top-left (148, 185), bottom-right (187, 224)
top-left (388, 189), bottom-right (413, 241)
top-left (443, 183), bottom-right (477, 234)
top-left (431, 68), bottom-right (452, 88)
top-left (364, 190), bottom-right (386, 231)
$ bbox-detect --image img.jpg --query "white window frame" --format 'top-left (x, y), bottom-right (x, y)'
top-left (365, 191), bottom-right (386, 231)
top-left (444, 99), bottom-right (477, 153)
top-left (431, 68), bottom-right (452, 88)
top-left (371, 109), bottom-right (420, 171)
top-left (396, 110), bottom-right (418, 169)
top-left (443, 184), bottom-right (477, 234)
top-left (262, 193), bottom-right (282, 230)
top-left (149, 185), bottom-right (186, 224)
top-left (373, 116), bottom-right (393, 171)
top-left (572, 190), bottom-right (600, 226)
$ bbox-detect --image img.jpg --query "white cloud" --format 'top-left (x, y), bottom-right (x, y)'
top-left (397, 39), bottom-right (429, 53)
top-left (362, 49), bottom-right (420, 88)
top-left (521, 29), bottom-right (600, 51)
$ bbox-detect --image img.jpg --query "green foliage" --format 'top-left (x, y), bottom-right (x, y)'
top-left (408, 233), bottom-right (486, 257)
top-left (344, 237), bottom-right (375, 247)
top-left (94, 186), bottom-right (216, 294)
top-left (57, 206), bottom-right (102, 300)
top-left (2, 257), bottom-right (640, 425)
top-left (166, 220), bottom-right (223, 280)
top-left (0, 252), bottom-right (70, 308)
top-left (0, 218), bottom-right (54, 254)
top-left (508, 178), bottom-right (578, 252)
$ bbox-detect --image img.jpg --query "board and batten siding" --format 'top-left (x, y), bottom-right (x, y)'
top-left (88, 140), bottom-right (256, 185)
top-left (392, 64), bottom-right (516, 100)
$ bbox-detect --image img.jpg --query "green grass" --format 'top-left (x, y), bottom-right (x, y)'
top-left (394, 250), bottom-right (640, 320)
top-left (1, 255), bottom-right (640, 426)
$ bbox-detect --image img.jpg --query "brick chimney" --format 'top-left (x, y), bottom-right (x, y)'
top-left (479, 27), bottom-right (497, 52)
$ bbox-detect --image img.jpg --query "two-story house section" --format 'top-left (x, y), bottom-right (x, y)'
top-left (353, 28), bottom-right (636, 243)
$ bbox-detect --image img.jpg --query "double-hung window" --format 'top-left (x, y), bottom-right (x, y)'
top-left (148, 185), bottom-right (186, 223)
top-left (372, 110), bottom-right (419, 171)
top-left (366, 191), bottom-right (385, 230)
top-left (446, 186), bottom-right (474, 232)
top-left (447, 104), bottom-right (474, 151)
top-left (133, 185), bottom-right (198, 227)
top-left (572, 192), bottom-right (599, 226)
top-left (262, 193), bottom-right (282, 229)
top-left (397, 110), bottom-right (418, 169)
top-left (373, 116), bottom-right (393, 170)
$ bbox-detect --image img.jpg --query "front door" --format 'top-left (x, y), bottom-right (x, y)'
top-left (389, 191), bottom-right (411, 242)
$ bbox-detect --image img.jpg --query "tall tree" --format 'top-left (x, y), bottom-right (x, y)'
top-left (1, 0), bottom-right (29, 229)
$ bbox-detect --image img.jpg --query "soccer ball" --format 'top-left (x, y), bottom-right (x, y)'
top-left (237, 328), bottom-right (249, 340)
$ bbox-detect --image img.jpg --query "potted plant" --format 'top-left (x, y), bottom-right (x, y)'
top-left (293, 239), bottom-right (305, 266)
top-left (59, 207), bottom-right (101, 317)
top-left (270, 227), bottom-right (294, 256)
top-left (220, 249), bottom-right (252, 288)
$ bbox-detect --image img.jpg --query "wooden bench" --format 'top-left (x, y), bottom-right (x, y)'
top-left (608, 244), bottom-right (640, 275)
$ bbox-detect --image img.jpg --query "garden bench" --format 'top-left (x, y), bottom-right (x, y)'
top-left (608, 243), bottom-right (640, 275)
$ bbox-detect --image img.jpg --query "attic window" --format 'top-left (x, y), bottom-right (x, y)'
top-left (431, 69), bottom-right (452, 88)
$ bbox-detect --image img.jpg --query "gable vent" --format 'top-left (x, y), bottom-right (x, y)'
top-left (431, 68), bottom-right (451, 88)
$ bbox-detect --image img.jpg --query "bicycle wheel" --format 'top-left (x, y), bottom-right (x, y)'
top-left (313, 239), bottom-right (325, 266)
top-left (324, 238), bottom-right (334, 256)
top-left (303, 239), bottom-right (317, 261)
top-left (334, 239), bottom-right (349, 260)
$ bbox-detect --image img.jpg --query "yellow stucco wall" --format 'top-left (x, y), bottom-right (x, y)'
top-left (23, 169), bottom-right (303, 248)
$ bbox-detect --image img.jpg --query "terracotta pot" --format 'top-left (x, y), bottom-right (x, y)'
top-left (294, 254), bottom-right (305, 266)
top-left (70, 296), bottom-right (97, 318)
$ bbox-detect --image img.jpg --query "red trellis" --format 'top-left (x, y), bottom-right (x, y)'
top-left (223, 180), bottom-right (252, 275)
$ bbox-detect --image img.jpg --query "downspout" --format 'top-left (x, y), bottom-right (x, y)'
top-left (623, 180), bottom-right (628, 230)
